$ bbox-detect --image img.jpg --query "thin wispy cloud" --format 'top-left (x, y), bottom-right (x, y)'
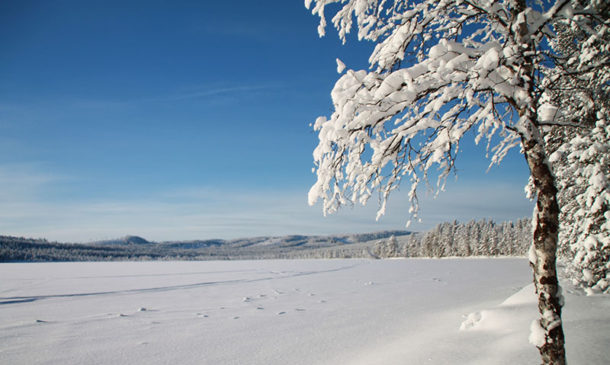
top-left (155, 84), bottom-right (280, 102)
top-left (198, 20), bottom-right (280, 43)
top-left (1, 83), bottom-right (281, 113)
top-left (0, 165), bottom-right (533, 243)
top-left (0, 163), bottom-right (66, 201)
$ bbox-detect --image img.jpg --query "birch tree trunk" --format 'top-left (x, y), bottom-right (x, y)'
top-left (511, 0), bottom-right (566, 358)
top-left (522, 134), bottom-right (566, 365)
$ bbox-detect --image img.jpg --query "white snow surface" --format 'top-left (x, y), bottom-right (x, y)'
top-left (0, 259), bottom-right (608, 364)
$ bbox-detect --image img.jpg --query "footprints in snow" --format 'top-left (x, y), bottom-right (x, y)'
top-left (432, 277), bottom-right (445, 284)
top-left (209, 288), bottom-right (324, 320)
top-left (107, 287), bottom-right (325, 323)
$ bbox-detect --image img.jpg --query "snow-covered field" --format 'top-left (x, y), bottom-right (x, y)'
top-left (0, 259), bottom-right (608, 364)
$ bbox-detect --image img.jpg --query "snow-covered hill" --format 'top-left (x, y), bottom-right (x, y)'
top-left (0, 230), bottom-right (412, 261)
top-left (94, 235), bottom-right (151, 246)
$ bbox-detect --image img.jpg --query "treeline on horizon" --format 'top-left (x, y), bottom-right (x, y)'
top-left (371, 218), bottom-right (531, 259)
top-left (0, 218), bottom-right (531, 262)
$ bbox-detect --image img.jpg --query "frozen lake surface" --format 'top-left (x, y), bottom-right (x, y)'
top-left (0, 259), bottom-right (608, 364)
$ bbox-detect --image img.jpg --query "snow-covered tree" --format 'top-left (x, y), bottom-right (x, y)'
top-left (544, 116), bottom-right (609, 293)
top-left (374, 234), bottom-right (400, 257)
top-left (387, 234), bottom-right (399, 257)
top-left (305, 1), bottom-right (608, 362)
top-left (539, 1), bottom-right (610, 294)
top-left (454, 223), bottom-right (471, 256)
top-left (553, 123), bottom-right (609, 294)
top-left (403, 234), bottom-right (416, 256)
top-left (499, 221), bottom-right (518, 256)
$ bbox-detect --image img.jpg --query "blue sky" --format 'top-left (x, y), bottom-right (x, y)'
top-left (0, 0), bottom-right (533, 242)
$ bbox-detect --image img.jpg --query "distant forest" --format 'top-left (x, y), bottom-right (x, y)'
top-left (372, 218), bottom-right (532, 258)
top-left (0, 218), bottom-right (531, 262)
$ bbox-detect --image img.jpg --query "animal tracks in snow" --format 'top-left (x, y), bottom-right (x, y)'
top-left (1, 265), bottom-right (347, 335)
top-left (207, 287), bottom-right (329, 321)
top-left (8, 289), bottom-right (330, 336)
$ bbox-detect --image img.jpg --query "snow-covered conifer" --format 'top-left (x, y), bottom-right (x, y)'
top-left (539, 1), bottom-right (610, 294)
top-left (454, 224), bottom-right (471, 257)
top-left (386, 235), bottom-right (399, 257)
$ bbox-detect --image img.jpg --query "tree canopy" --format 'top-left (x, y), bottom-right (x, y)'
top-left (306, 1), bottom-right (608, 363)
top-left (307, 0), bottom-right (607, 223)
